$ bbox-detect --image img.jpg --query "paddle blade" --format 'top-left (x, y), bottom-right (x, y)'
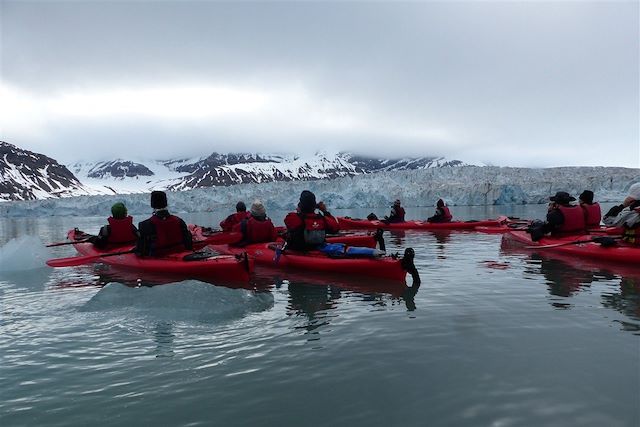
top-left (273, 242), bottom-right (287, 264)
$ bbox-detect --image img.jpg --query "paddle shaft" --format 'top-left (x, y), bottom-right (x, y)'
top-left (47, 227), bottom-right (245, 268)
top-left (46, 238), bottom-right (92, 247)
top-left (46, 248), bottom-right (137, 267)
top-left (526, 236), bottom-right (622, 249)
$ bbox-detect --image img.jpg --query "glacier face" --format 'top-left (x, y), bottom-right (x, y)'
top-left (2, 165), bottom-right (638, 218)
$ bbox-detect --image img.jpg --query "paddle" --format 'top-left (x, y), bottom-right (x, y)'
top-left (374, 228), bottom-right (386, 251)
top-left (526, 236), bottom-right (622, 249)
top-left (273, 241), bottom-right (287, 264)
top-left (46, 248), bottom-right (137, 267)
top-left (46, 232), bottom-right (237, 268)
top-left (507, 223), bottom-right (530, 230)
top-left (46, 238), bottom-right (92, 247)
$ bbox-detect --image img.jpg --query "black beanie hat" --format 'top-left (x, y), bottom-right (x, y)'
top-left (236, 201), bottom-right (246, 212)
top-left (299, 190), bottom-right (317, 213)
top-left (150, 191), bottom-right (168, 209)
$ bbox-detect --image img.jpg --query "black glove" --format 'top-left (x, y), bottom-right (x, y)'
top-left (604, 204), bottom-right (624, 218)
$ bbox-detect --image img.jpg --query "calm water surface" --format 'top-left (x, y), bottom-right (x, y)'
top-left (1, 205), bottom-right (638, 427)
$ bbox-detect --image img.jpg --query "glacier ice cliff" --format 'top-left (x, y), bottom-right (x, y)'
top-left (1, 166), bottom-right (638, 217)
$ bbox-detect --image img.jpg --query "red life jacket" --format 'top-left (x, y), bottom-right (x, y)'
top-left (243, 217), bottom-right (276, 243)
top-left (556, 205), bottom-right (586, 233)
top-left (284, 210), bottom-right (339, 249)
top-left (150, 214), bottom-right (185, 251)
top-left (390, 206), bottom-right (405, 222)
top-left (220, 211), bottom-right (249, 231)
top-left (107, 216), bottom-right (137, 244)
top-left (441, 206), bottom-right (452, 222)
top-left (581, 203), bottom-right (602, 227)
top-left (301, 213), bottom-right (328, 245)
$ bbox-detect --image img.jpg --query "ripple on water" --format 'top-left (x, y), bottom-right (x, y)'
top-left (2, 215), bottom-right (640, 427)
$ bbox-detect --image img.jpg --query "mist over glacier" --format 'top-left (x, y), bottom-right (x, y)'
top-left (2, 166), bottom-right (638, 218)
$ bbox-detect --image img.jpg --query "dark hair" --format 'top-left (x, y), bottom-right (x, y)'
top-left (579, 190), bottom-right (594, 204)
top-left (236, 201), bottom-right (246, 212)
top-left (299, 190), bottom-right (317, 213)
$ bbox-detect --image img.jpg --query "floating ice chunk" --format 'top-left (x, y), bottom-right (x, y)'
top-left (0, 236), bottom-right (52, 271)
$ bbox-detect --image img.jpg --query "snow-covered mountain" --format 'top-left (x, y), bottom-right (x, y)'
top-left (66, 152), bottom-right (464, 194)
top-left (345, 154), bottom-right (464, 172)
top-left (0, 141), bottom-right (95, 201)
top-left (1, 141), bottom-right (465, 201)
top-left (167, 152), bottom-right (356, 190)
top-left (67, 159), bottom-right (192, 195)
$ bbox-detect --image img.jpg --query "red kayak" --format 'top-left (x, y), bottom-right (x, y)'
top-left (476, 220), bottom-right (622, 235)
top-left (500, 238), bottom-right (640, 280)
top-left (190, 224), bottom-right (382, 249)
top-left (502, 230), bottom-right (640, 265)
top-left (209, 242), bottom-right (418, 282)
top-left (47, 229), bottom-right (253, 282)
top-left (337, 216), bottom-right (503, 231)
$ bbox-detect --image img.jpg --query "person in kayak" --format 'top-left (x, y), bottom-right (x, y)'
top-left (284, 190), bottom-right (340, 251)
top-left (528, 191), bottom-right (586, 241)
top-left (220, 201), bottom-right (249, 232)
top-left (383, 199), bottom-right (406, 223)
top-left (603, 182), bottom-right (640, 228)
top-left (578, 190), bottom-right (602, 227)
top-left (136, 191), bottom-right (193, 256)
top-left (602, 182), bottom-right (640, 244)
top-left (427, 199), bottom-right (452, 223)
top-left (233, 200), bottom-right (278, 245)
top-left (91, 202), bottom-right (139, 249)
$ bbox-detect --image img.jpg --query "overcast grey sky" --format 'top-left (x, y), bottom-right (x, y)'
top-left (1, 1), bottom-right (638, 167)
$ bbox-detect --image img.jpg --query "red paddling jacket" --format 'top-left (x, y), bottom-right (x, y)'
top-left (136, 210), bottom-right (193, 256)
top-left (220, 211), bottom-right (250, 232)
top-left (284, 210), bottom-right (339, 250)
top-left (387, 206), bottom-right (406, 223)
top-left (233, 216), bottom-right (278, 244)
top-left (428, 206), bottom-right (452, 223)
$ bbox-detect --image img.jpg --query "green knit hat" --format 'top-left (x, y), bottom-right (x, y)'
top-left (111, 202), bottom-right (127, 219)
